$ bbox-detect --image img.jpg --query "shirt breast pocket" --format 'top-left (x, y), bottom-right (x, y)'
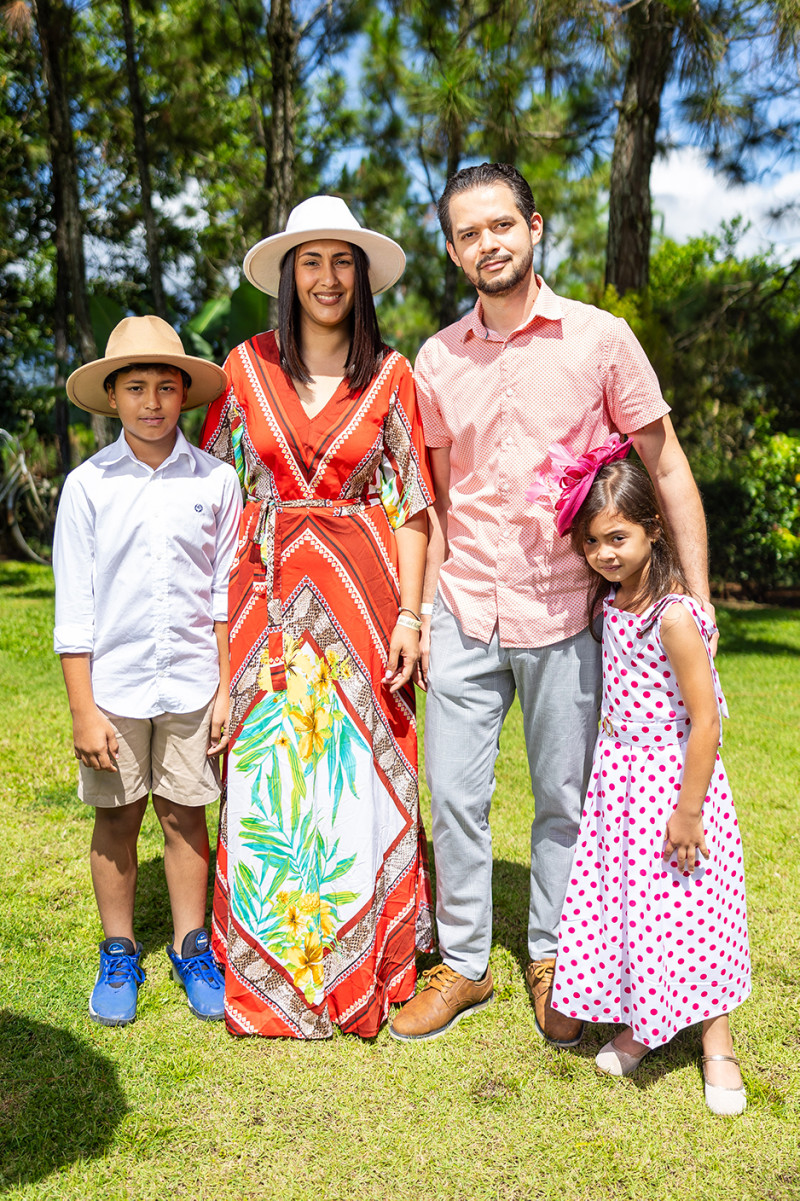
top-left (172, 501), bottom-right (218, 565)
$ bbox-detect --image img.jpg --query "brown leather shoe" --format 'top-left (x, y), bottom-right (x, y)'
top-left (389, 963), bottom-right (493, 1042)
top-left (525, 958), bottom-right (583, 1048)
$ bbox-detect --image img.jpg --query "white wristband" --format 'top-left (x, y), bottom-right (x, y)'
top-left (396, 613), bottom-right (422, 631)
top-left (420, 603), bottom-right (434, 616)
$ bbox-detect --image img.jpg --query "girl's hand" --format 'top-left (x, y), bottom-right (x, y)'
top-left (384, 625), bottom-right (420, 693)
top-left (663, 808), bottom-right (709, 873)
top-left (72, 706), bottom-right (119, 773)
top-left (207, 689), bottom-right (231, 757)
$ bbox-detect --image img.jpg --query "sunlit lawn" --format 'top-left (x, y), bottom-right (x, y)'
top-left (1, 563), bottom-right (798, 1201)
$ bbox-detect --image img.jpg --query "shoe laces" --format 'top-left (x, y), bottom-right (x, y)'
top-left (528, 959), bottom-right (555, 988)
top-left (420, 963), bottom-right (462, 994)
top-left (100, 953), bottom-right (145, 989)
top-left (180, 950), bottom-right (223, 989)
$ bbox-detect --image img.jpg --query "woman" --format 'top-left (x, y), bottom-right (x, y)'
top-left (201, 196), bottom-right (434, 1038)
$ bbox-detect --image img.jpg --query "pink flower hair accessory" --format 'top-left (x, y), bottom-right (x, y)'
top-left (526, 434), bottom-right (633, 536)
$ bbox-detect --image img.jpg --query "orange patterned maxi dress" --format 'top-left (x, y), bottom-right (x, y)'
top-left (201, 332), bottom-right (435, 1038)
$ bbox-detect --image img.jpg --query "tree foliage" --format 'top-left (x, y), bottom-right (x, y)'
top-left (1, 0), bottom-right (800, 586)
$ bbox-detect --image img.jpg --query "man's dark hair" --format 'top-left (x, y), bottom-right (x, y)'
top-left (437, 163), bottom-right (536, 244)
top-left (277, 243), bottom-right (387, 393)
top-left (104, 362), bottom-right (192, 393)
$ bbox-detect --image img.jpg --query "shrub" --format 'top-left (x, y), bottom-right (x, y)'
top-left (701, 430), bottom-right (800, 596)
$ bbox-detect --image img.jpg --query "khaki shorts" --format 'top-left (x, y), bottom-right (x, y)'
top-left (79, 699), bottom-right (221, 808)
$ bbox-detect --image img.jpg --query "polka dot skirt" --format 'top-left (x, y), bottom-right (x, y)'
top-left (551, 594), bottom-right (751, 1047)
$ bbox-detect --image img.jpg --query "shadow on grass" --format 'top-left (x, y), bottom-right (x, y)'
top-left (0, 1011), bottom-right (127, 1192)
top-left (134, 849), bottom-right (219, 951)
top-left (492, 855), bottom-right (533, 971)
top-left (0, 562), bottom-right (54, 600)
top-left (717, 607), bottom-right (800, 658)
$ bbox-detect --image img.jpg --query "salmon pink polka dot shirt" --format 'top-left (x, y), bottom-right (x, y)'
top-left (414, 277), bottom-right (670, 647)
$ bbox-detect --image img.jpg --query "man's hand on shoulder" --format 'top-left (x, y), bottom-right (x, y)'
top-left (696, 596), bottom-right (718, 657)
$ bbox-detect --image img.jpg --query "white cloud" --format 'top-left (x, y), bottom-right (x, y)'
top-left (651, 147), bottom-right (800, 260)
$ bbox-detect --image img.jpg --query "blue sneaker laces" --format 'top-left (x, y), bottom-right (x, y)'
top-left (99, 952), bottom-right (145, 990)
top-left (178, 949), bottom-right (223, 990)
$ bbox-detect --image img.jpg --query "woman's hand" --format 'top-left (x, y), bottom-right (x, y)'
top-left (663, 807), bottom-right (709, 873)
top-left (384, 625), bottom-right (421, 694)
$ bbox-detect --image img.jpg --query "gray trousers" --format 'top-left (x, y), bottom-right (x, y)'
top-left (425, 597), bottom-right (601, 980)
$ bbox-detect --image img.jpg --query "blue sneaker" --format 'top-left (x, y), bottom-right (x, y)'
top-left (167, 928), bottom-right (225, 1020)
top-left (89, 937), bottom-right (145, 1026)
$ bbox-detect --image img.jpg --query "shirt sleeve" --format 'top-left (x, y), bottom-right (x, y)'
top-left (603, 317), bottom-right (671, 434)
top-left (53, 472), bottom-right (96, 654)
top-left (210, 464), bottom-right (243, 622)
top-left (378, 355), bottom-right (435, 530)
top-left (413, 338), bottom-right (452, 449)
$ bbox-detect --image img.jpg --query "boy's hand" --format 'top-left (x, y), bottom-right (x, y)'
top-left (207, 690), bottom-right (231, 758)
top-left (663, 807), bottom-right (709, 874)
top-left (73, 708), bottom-right (119, 773)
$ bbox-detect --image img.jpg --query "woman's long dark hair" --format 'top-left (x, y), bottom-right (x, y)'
top-left (277, 243), bottom-right (387, 392)
top-left (570, 459), bottom-right (690, 638)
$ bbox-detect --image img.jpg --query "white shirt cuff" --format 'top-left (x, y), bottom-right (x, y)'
top-left (53, 624), bottom-right (94, 654)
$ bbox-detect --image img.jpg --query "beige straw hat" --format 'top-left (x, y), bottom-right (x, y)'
top-left (66, 316), bottom-right (227, 415)
top-left (243, 195), bottom-right (406, 298)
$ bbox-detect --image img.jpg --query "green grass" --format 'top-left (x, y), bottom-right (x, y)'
top-left (1, 562), bottom-right (799, 1201)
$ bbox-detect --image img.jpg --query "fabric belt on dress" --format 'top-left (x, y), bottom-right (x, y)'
top-left (599, 713), bottom-right (693, 747)
top-left (247, 494), bottom-right (369, 631)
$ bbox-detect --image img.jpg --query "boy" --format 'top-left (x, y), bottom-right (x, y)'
top-left (54, 315), bottom-right (242, 1026)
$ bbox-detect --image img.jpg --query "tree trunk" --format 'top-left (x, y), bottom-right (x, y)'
top-left (53, 238), bottom-right (72, 474)
top-left (263, 0), bottom-right (299, 327)
top-left (33, 0), bottom-right (113, 447)
top-left (438, 129), bottom-right (463, 329)
top-left (119, 0), bottom-right (167, 319)
top-left (605, 0), bottom-right (676, 295)
top-left (437, 0), bottom-right (472, 330)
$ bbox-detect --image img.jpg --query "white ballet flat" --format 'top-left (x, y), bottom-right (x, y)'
top-left (702, 1054), bottom-right (747, 1116)
top-left (595, 1037), bottom-right (650, 1077)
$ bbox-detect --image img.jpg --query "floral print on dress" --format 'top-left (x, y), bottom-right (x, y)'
top-left (229, 640), bottom-right (363, 1004)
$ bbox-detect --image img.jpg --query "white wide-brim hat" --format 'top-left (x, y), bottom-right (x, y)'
top-left (66, 315), bottom-right (227, 415)
top-left (243, 195), bottom-right (406, 298)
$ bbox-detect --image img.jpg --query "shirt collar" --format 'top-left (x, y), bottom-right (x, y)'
top-left (461, 275), bottom-right (564, 342)
top-left (105, 425), bottom-right (197, 473)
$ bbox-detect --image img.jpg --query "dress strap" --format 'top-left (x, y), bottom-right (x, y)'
top-left (638, 593), bottom-right (729, 728)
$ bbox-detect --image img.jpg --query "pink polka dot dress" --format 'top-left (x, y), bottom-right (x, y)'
top-left (551, 593), bottom-right (750, 1047)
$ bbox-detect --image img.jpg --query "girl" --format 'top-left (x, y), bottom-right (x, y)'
top-left (549, 446), bottom-right (750, 1116)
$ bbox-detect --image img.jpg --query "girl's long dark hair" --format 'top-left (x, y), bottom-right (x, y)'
top-left (277, 243), bottom-right (387, 392)
top-left (570, 459), bottom-right (690, 638)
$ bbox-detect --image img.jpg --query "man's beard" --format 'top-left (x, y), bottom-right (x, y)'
top-left (472, 242), bottom-right (534, 296)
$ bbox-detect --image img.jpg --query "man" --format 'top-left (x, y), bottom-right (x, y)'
top-left (389, 162), bottom-right (712, 1046)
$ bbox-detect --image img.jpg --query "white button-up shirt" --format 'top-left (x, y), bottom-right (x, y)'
top-left (53, 428), bottom-right (243, 718)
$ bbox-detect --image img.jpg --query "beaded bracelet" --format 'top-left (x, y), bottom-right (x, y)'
top-left (396, 613), bottom-right (422, 631)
